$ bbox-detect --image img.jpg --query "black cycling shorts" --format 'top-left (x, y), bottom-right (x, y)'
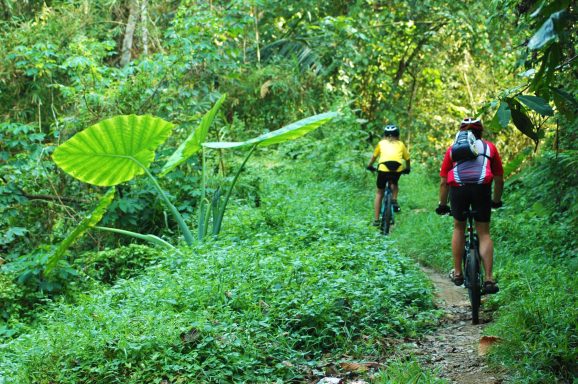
top-left (450, 184), bottom-right (492, 222)
top-left (376, 171), bottom-right (401, 189)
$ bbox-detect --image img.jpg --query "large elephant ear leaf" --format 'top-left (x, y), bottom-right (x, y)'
top-left (45, 188), bottom-right (115, 273)
top-left (203, 112), bottom-right (338, 149)
top-left (160, 94), bottom-right (226, 177)
top-left (53, 115), bottom-right (173, 186)
top-left (255, 112), bottom-right (338, 147)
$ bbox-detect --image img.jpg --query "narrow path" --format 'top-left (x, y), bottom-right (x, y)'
top-left (409, 267), bottom-right (506, 384)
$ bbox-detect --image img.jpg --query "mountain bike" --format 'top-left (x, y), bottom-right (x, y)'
top-left (463, 208), bottom-right (483, 324)
top-left (369, 161), bottom-right (407, 235)
top-left (380, 179), bottom-right (396, 235)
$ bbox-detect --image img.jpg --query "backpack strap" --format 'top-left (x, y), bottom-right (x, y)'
top-left (480, 140), bottom-right (490, 160)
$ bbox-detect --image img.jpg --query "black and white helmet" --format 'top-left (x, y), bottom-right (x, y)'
top-left (383, 124), bottom-right (400, 137)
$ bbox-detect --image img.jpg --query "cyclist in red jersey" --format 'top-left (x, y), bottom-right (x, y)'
top-left (436, 118), bottom-right (504, 294)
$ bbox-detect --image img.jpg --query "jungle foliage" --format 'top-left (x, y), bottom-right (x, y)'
top-left (0, 0), bottom-right (576, 383)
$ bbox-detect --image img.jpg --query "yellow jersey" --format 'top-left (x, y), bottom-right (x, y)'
top-left (373, 139), bottom-right (410, 172)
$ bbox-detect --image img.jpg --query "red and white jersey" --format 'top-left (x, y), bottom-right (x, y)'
top-left (440, 140), bottom-right (503, 186)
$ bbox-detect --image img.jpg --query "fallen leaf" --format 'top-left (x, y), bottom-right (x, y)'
top-left (479, 336), bottom-right (501, 356)
top-left (339, 361), bottom-right (383, 372)
top-left (340, 362), bottom-right (367, 372)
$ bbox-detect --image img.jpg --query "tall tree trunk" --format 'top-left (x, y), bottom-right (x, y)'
top-left (253, 5), bottom-right (261, 63)
top-left (141, 0), bottom-right (148, 56)
top-left (120, 0), bottom-right (139, 67)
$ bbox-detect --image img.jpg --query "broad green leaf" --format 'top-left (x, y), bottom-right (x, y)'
top-left (46, 188), bottom-right (115, 272)
top-left (528, 11), bottom-right (565, 50)
top-left (507, 99), bottom-right (538, 143)
top-left (516, 95), bottom-right (554, 116)
top-left (160, 94), bottom-right (226, 176)
top-left (495, 101), bottom-right (511, 128)
top-left (203, 112), bottom-right (338, 149)
top-left (53, 115), bottom-right (173, 186)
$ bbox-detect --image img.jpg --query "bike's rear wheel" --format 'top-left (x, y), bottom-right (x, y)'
top-left (382, 192), bottom-right (393, 235)
top-left (464, 247), bottom-right (482, 324)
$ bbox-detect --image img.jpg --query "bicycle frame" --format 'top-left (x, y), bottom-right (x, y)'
top-left (380, 181), bottom-right (395, 235)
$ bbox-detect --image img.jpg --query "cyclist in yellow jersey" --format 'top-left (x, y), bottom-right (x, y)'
top-left (367, 125), bottom-right (411, 225)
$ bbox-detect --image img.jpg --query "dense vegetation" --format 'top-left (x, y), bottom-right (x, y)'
top-left (1, 0), bottom-right (576, 383)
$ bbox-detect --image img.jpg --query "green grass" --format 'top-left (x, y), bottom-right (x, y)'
top-left (373, 357), bottom-right (447, 383)
top-left (393, 169), bottom-right (452, 272)
top-left (0, 161), bottom-right (440, 383)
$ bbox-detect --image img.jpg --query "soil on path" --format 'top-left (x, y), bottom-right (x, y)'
top-left (409, 266), bottom-right (506, 384)
top-left (316, 268), bottom-right (507, 384)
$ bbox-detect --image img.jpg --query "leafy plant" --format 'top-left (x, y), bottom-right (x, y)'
top-left (200, 111), bottom-right (338, 237)
top-left (50, 102), bottom-right (337, 270)
top-left (486, 0), bottom-right (575, 148)
top-left (373, 357), bottom-right (447, 383)
top-left (48, 114), bottom-right (183, 272)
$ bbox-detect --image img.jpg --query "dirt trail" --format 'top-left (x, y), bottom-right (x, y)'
top-left (409, 266), bottom-right (505, 384)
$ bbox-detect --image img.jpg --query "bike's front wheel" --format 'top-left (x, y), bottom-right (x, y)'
top-left (464, 247), bottom-right (482, 324)
top-left (382, 192), bottom-right (393, 235)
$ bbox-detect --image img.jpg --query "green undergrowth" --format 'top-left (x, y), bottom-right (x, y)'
top-left (373, 357), bottom-right (447, 383)
top-left (393, 159), bottom-right (578, 383)
top-left (0, 160), bottom-right (441, 384)
top-left (0, 244), bottom-right (167, 335)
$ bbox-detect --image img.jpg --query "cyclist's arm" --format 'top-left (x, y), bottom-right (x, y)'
top-left (438, 148), bottom-right (453, 206)
top-left (367, 154), bottom-right (377, 168)
top-left (493, 175), bottom-right (504, 203)
top-left (439, 177), bottom-right (449, 206)
top-left (489, 145), bottom-right (504, 203)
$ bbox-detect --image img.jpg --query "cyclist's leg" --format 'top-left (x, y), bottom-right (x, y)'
top-left (449, 186), bottom-right (469, 277)
top-left (475, 221), bottom-right (494, 282)
top-left (387, 173), bottom-right (402, 210)
top-left (374, 187), bottom-right (384, 221)
top-left (374, 171), bottom-right (387, 221)
top-left (472, 184), bottom-right (494, 282)
top-left (391, 182), bottom-right (399, 200)
top-left (452, 219), bottom-right (466, 276)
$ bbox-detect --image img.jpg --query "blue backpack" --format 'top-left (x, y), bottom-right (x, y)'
top-left (451, 130), bottom-right (478, 163)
